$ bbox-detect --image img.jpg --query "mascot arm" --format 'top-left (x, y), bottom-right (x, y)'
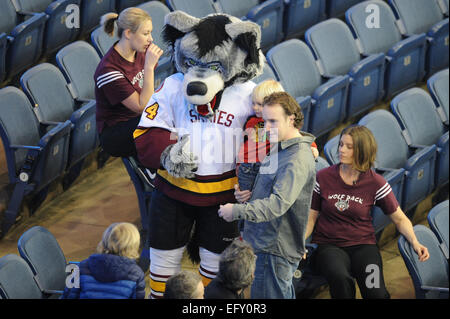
top-left (160, 134), bottom-right (198, 178)
top-left (135, 127), bottom-right (175, 170)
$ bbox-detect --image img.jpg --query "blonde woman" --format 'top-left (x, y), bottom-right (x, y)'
top-left (62, 222), bottom-right (145, 299)
top-left (94, 7), bottom-right (163, 158)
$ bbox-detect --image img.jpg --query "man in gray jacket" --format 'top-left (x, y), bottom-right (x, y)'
top-left (218, 92), bottom-right (316, 299)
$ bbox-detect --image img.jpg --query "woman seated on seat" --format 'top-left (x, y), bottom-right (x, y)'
top-left (305, 125), bottom-right (429, 299)
top-left (95, 7), bottom-right (163, 158)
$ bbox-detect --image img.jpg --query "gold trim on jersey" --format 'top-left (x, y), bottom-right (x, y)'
top-left (133, 128), bottom-right (149, 139)
top-left (157, 169), bottom-right (237, 194)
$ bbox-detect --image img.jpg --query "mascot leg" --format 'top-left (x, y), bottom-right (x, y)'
top-left (149, 246), bottom-right (185, 299)
top-left (198, 247), bottom-right (221, 287)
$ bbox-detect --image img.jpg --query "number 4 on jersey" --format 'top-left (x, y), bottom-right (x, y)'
top-left (145, 102), bottom-right (159, 120)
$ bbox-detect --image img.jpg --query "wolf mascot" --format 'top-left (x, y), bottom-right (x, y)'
top-left (134, 11), bottom-right (264, 298)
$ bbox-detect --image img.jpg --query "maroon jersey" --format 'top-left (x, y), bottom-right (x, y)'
top-left (311, 164), bottom-right (399, 247)
top-left (94, 43), bottom-right (145, 133)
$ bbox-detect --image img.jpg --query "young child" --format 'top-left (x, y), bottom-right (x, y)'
top-left (62, 222), bottom-right (146, 299)
top-left (237, 80), bottom-right (318, 192)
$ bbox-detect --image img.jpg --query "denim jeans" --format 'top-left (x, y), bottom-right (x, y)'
top-left (237, 162), bottom-right (261, 191)
top-left (250, 252), bottom-right (299, 299)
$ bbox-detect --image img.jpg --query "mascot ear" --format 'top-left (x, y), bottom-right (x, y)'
top-left (163, 11), bottom-right (200, 47)
top-left (225, 21), bottom-right (262, 66)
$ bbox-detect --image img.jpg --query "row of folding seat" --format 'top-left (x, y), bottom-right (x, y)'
top-left (398, 200), bottom-right (449, 299)
top-left (0, 0), bottom-right (151, 84)
top-left (255, 0), bottom-right (449, 138)
top-left (323, 69), bottom-right (448, 241)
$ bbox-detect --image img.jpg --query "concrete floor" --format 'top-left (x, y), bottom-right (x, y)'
top-left (0, 154), bottom-right (443, 299)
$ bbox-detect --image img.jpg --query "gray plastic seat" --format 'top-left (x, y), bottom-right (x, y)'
top-left (427, 200), bottom-right (449, 259)
top-left (427, 68), bottom-right (449, 125)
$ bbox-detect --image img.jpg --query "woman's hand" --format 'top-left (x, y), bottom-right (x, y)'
top-left (144, 43), bottom-right (163, 70)
top-left (234, 184), bottom-right (252, 203)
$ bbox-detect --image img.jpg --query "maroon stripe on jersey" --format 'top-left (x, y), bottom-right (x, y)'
top-left (135, 127), bottom-right (175, 170)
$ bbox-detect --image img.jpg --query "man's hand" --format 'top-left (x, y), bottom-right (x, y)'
top-left (160, 135), bottom-right (198, 178)
top-left (218, 203), bottom-right (234, 222)
top-left (412, 242), bottom-right (430, 262)
top-left (234, 184), bottom-right (252, 203)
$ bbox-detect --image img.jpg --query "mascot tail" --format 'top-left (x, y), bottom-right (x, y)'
top-left (186, 223), bottom-right (201, 264)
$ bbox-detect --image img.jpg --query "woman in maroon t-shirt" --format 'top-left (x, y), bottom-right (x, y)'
top-left (305, 125), bottom-right (429, 299)
top-left (94, 7), bottom-right (163, 157)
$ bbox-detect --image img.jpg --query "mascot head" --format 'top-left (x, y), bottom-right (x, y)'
top-left (162, 11), bottom-right (264, 118)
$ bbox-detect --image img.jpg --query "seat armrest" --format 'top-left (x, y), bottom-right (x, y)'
top-left (388, 33), bottom-right (427, 58)
top-left (349, 53), bottom-right (385, 77)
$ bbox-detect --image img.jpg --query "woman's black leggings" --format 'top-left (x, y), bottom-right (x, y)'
top-left (99, 116), bottom-right (140, 158)
top-left (313, 244), bottom-right (390, 299)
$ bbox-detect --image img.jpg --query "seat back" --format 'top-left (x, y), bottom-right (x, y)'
top-left (327, 0), bottom-right (363, 18)
top-left (166, 0), bottom-right (218, 18)
top-left (18, 226), bottom-right (68, 292)
top-left (427, 68), bottom-right (449, 124)
top-left (346, 0), bottom-right (402, 54)
top-left (305, 18), bottom-right (361, 76)
top-left (427, 200), bottom-right (449, 254)
top-left (390, 88), bottom-right (445, 146)
top-left (0, 254), bottom-right (43, 299)
top-left (358, 109), bottom-right (409, 169)
top-left (398, 225), bottom-right (449, 299)
top-left (253, 60), bottom-right (278, 84)
top-left (80, 0), bottom-right (116, 35)
top-left (283, 0), bottom-right (326, 39)
top-left (116, 0), bottom-right (147, 12)
top-left (56, 41), bottom-right (101, 100)
top-left (12, 0), bottom-right (52, 12)
top-left (20, 63), bottom-right (76, 123)
top-left (247, 0), bottom-right (284, 51)
top-left (215, 0), bottom-right (259, 18)
top-left (0, 33), bottom-right (6, 82)
top-left (323, 133), bottom-right (340, 165)
top-left (389, 0), bottom-right (444, 34)
top-left (0, 0), bottom-right (19, 34)
top-left (90, 23), bottom-right (119, 57)
top-left (0, 86), bottom-right (41, 177)
top-left (315, 156), bottom-right (330, 171)
top-left (266, 39), bottom-right (322, 98)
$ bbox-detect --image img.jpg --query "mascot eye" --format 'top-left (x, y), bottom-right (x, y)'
top-left (185, 58), bottom-right (197, 67)
top-left (208, 63), bottom-right (222, 72)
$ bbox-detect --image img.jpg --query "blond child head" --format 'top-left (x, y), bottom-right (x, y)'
top-left (252, 80), bottom-right (284, 117)
top-left (97, 222), bottom-right (141, 259)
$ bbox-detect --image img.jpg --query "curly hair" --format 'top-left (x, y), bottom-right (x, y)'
top-left (262, 91), bottom-right (304, 129)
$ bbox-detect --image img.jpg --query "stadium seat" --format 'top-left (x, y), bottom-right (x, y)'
top-left (305, 18), bottom-right (385, 120)
top-left (427, 200), bottom-right (449, 259)
top-left (427, 68), bottom-right (449, 125)
top-left (12, 0), bottom-right (81, 56)
top-left (252, 60), bottom-right (278, 84)
top-left (438, 0), bottom-right (449, 17)
top-left (390, 88), bottom-right (448, 187)
top-left (165, 0), bottom-right (218, 18)
top-left (137, 1), bottom-right (175, 88)
top-left (56, 41), bottom-right (100, 101)
top-left (245, 0), bottom-right (284, 52)
top-left (215, 0), bottom-right (284, 51)
top-left (358, 109), bottom-right (437, 212)
top-left (398, 225), bottom-right (449, 299)
top-left (116, 0), bottom-right (148, 12)
top-left (90, 23), bottom-right (120, 57)
top-left (326, 0), bottom-right (363, 18)
top-left (20, 63), bottom-right (98, 182)
top-left (0, 0), bottom-right (47, 81)
top-left (122, 157), bottom-right (154, 269)
top-left (389, 0), bottom-right (449, 76)
top-left (266, 39), bottom-right (349, 137)
top-left (0, 33), bottom-right (6, 83)
top-left (322, 133), bottom-right (404, 240)
top-left (283, 0), bottom-right (326, 40)
top-left (0, 254), bottom-right (44, 299)
top-left (79, 0), bottom-right (116, 36)
top-left (345, 0), bottom-right (427, 98)
top-left (0, 86), bottom-right (71, 238)
top-left (18, 226), bottom-right (71, 297)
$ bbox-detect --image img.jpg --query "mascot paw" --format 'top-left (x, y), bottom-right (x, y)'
top-left (161, 135), bottom-right (198, 178)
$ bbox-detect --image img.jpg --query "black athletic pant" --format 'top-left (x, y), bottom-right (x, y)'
top-left (99, 116), bottom-right (140, 158)
top-left (313, 244), bottom-right (390, 299)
